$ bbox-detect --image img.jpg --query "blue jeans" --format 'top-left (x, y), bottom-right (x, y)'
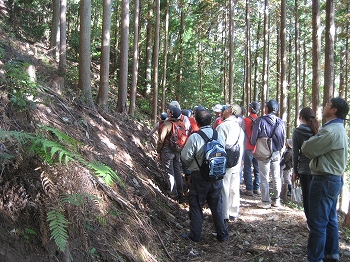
top-left (307, 175), bottom-right (343, 262)
top-left (299, 173), bottom-right (312, 223)
top-left (243, 150), bottom-right (260, 191)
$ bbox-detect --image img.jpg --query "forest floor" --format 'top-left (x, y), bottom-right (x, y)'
top-left (0, 16), bottom-right (350, 262)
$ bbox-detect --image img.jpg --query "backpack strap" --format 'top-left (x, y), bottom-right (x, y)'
top-left (194, 128), bottom-right (216, 169)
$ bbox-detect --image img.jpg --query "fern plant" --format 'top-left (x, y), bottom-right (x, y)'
top-left (47, 209), bottom-right (69, 252)
top-left (88, 161), bottom-right (125, 187)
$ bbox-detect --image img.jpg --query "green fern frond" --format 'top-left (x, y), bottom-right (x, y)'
top-left (47, 209), bottom-right (69, 252)
top-left (0, 129), bottom-right (35, 145)
top-left (40, 125), bottom-right (82, 150)
top-left (29, 138), bottom-right (77, 165)
top-left (88, 161), bottom-right (125, 188)
top-left (61, 192), bottom-right (86, 206)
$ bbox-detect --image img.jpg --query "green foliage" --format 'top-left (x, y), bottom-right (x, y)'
top-left (0, 127), bottom-right (124, 188)
top-left (47, 209), bottom-right (69, 252)
top-left (4, 60), bottom-right (38, 110)
top-left (88, 161), bottom-right (125, 188)
top-left (22, 227), bottom-right (37, 243)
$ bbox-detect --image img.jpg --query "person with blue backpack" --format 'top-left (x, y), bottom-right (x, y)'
top-left (180, 109), bottom-right (228, 243)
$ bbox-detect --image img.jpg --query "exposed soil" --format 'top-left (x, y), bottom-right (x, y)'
top-left (0, 18), bottom-right (350, 262)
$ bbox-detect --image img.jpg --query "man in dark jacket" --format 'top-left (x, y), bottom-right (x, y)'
top-left (251, 100), bottom-right (285, 208)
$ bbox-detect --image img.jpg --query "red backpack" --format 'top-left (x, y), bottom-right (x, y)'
top-left (168, 116), bottom-right (188, 152)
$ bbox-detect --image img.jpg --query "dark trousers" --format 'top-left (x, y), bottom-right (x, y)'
top-left (188, 170), bottom-right (228, 242)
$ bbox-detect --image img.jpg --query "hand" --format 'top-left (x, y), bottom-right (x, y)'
top-left (157, 153), bottom-right (161, 161)
top-left (292, 173), bottom-right (299, 183)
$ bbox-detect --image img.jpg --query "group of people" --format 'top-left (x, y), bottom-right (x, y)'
top-left (151, 97), bottom-right (349, 262)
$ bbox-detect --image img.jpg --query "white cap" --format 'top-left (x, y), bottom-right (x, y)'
top-left (212, 104), bottom-right (222, 113)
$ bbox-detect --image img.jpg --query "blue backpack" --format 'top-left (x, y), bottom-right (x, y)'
top-left (195, 129), bottom-right (227, 181)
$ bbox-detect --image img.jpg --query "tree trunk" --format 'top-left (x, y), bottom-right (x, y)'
top-left (323, 0), bottom-right (335, 111)
top-left (50, 0), bottom-right (60, 61)
top-left (59, 0), bottom-right (67, 75)
top-left (160, 0), bottom-right (169, 113)
top-left (245, 0), bottom-right (251, 107)
top-left (144, 3), bottom-right (153, 97)
top-left (96, 0), bottom-right (112, 112)
top-left (152, 0), bottom-right (160, 123)
top-left (78, 0), bottom-right (95, 109)
top-left (117, 0), bottom-right (130, 113)
top-left (294, 0), bottom-right (300, 129)
top-left (129, 0), bottom-right (140, 117)
top-left (280, 0), bottom-right (287, 121)
top-left (342, 201), bottom-right (350, 228)
top-left (261, 0), bottom-right (269, 114)
top-left (228, 0), bottom-right (235, 104)
top-left (312, 0), bottom-right (321, 116)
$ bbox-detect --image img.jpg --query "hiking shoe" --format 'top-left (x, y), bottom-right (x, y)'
top-left (181, 233), bottom-right (199, 242)
top-left (244, 190), bottom-right (254, 196)
top-left (257, 202), bottom-right (271, 209)
top-left (271, 199), bottom-right (281, 207)
top-left (253, 189), bottom-right (261, 195)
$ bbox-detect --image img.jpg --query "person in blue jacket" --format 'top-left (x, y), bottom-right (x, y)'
top-left (251, 99), bottom-right (286, 208)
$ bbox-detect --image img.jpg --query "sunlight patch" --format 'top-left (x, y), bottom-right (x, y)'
top-left (98, 134), bottom-right (116, 150)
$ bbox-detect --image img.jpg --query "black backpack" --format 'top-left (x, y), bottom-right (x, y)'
top-left (194, 129), bottom-right (227, 181)
top-left (225, 129), bottom-right (241, 168)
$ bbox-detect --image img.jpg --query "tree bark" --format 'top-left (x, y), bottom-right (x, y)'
top-left (280, 0), bottom-right (287, 121)
top-left (117, 0), bottom-right (130, 113)
top-left (152, 0), bottom-right (160, 123)
top-left (78, 0), bottom-right (95, 109)
top-left (312, 0), bottom-right (321, 116)
top-left (129, 0), bottom-right (140, 117)
top-left (96, 0), bottom-right (112, 111)
top-left (59, 0), bottom-right (67, 75)
top-left (323, 0), bottom-right (335, 110)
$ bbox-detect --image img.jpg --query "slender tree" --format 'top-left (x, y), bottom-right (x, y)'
top-left (161, 0), bottom-right (169, 113)
top-left (323, 0), bottom-right (335, 107)
top-left (78, 0), bottom-right (95, 109)
top-left (117, 0), bottom-right (130, 113)
top-left (280, 0), bottom-right (287, 120)
top-left (96, 0), bottom-right (112, 111)
top-left (228, 0), bottom-right (235, 104)
top-left (261, 0), bottom-right (269, 114)
top-left (129, 0), bottom-right (140, 117)
top-left (245, 0), bottom-right (251, 107)
top-left (50, 0), bottom-right (60, 61)
top-left (59, 0), bottom-right (67, 75)
top-left (312, 0), bottom-right (321, 115)
top-left (294, 0), bottom-right (300, 128)
top-left (152, 0), bottom-right (160, 122)
top-left (144, 3), bottom-right (153, 97)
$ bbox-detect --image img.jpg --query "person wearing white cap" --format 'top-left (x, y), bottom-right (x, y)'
top-left (212, 104), bottom-right (223, 129)
top-left (216, 104), bottom-right (245, 222)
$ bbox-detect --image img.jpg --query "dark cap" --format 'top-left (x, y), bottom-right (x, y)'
top-left (249, 101), bottom-right (261, 113)
top-left (160, 112), bottom-right (168, 120)
top-left (266, 100), bottom-right (279, 114)
top-left (168, 105), bottom-right (181, 118)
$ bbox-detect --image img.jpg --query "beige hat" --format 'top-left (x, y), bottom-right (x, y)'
top-left (231, 104), bottom-right (242, 116)
top-left (212, 104), bottom-right (223, 113)
top-left (287, 139), bottom-right (293, 148)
